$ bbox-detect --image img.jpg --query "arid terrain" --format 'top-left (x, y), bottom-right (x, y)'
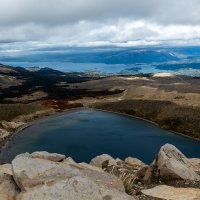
top-left (0, 65), bottom-right (200, 200)
top-left (0, 64), bottom-right (200, 150)
top-left (0, 64), bottom-right (121, 148)
top-left (73, 73), bottom-right (200, 139)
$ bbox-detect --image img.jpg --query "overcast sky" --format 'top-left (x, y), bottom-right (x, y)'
top-left (1, 0), bottom-right (200, 52)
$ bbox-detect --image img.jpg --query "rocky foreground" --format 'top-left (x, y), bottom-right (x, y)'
top-left (0, 144), bottom-right (200, 200)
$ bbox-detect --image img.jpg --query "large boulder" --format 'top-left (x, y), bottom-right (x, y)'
top-left (31, 151), bottom-right (66, 162)
top-left (0, 164), bottom-right (13, 175)
top-left (17, 176), bottom-right (135, 200)
top-left (125, 157), bottom-right (146, 169)
top-left (142, 185), bottom-right (200, 200)
top-left (11, 152), bottom-right (134, 200)
top-left (62, 157), bottom-right (76, 164)
top-left (0, 167), bottom-right (19, 200)
top-left (5, 147), bottom-right (200, 200)
top-left (12, 153), bottom-right (72, 191)
top-left (90, 154), bottom-right (116, 168)
top-left (144, 144), bottom-right (200, 183)
top-left (78, 162), bottom-right (104, 172)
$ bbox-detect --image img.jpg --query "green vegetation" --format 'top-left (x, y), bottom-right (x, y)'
top-left (94, 100), bottom-right (200, 140)
top-left (0, 103), bottom-right (46, 121)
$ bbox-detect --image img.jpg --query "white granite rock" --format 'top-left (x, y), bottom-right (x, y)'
top-left (142, 185), bottom-right (200, 200)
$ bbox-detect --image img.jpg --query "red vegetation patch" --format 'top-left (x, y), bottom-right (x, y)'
top-left (43, 100), bottom-right (83, 110)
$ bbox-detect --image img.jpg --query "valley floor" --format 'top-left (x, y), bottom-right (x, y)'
top-left (74, 74), bottom-right (200, 140)
top-left (1, 65), bottom-right (200, 149)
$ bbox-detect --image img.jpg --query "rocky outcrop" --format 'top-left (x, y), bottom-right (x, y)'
top-left (0, 164), bottom-right (19, 200)
top-left (91, 154), bottom-right (147, 195)
top-left (0, 144), bottom-right (200, 200)
top-left (0, 164), bottom-right (13, 175)
top-left (125, 157), bottom-right (146, 168)
top-left (62, 156), bottom-right (76, 164)
top-left (190, 158), bottom-right (200, 173)
top-left (89, 145), bottom-right (200, 197)
top-left (90, 154), bottom-right (116, 168)
top-left (142, 185), bottom-right (200, 200)
top-left (31, 151), bottom-right (66, 162)
top-left (0, 121), bottom-right (26, 149)
top-left (17, 176), bottom-right (134, 200)
top-left (9, 152), bottom-right (135, 200)
top-left (0, 128), bottom-right (10, 139)
top-left (0, 173), bottom-right (19, 200)
top-left (1, 121), bottom-right (25, 131)
top-left (103, 161), bottom-right (147, 195)
top-left (143, 144), bottom-right (200, 183)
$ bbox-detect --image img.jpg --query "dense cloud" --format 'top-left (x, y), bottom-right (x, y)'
top-left (1, 0), bottom-right (200, 25)
top-left (0, 0), bottom-right (200, 49)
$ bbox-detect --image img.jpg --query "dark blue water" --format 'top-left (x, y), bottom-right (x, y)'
top-left (1, 61), bottom-right (200, 76)
top-left (0, 61), bottom-right (161, 74)
top-left (0, 110), bottom-right (199, 163)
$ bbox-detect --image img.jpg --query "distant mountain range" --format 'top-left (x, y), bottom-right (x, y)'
top-left (1, 46), bottom-right (200, 76)
top-left (1, 46), bottom-right (199, 64)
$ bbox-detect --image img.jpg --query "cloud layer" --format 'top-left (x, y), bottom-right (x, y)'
top-left (0, 0), bottom-right (200, 49)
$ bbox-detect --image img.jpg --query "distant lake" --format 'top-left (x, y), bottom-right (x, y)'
top-left (0, 61), bottom-right (171, 74)
top-left (1, 61), bottom-right (200, 76)
top-left (0, 110), bottom-right (199, 163)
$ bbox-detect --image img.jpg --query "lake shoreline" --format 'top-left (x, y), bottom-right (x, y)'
top-left (93, 108), bottom-right (200, 142)
top-left (1, 107), bottom-right (200, 165)
top-left (0, 106), bottom-right (199, 158)
top-left (0, 107), bottom-right (85, 154)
